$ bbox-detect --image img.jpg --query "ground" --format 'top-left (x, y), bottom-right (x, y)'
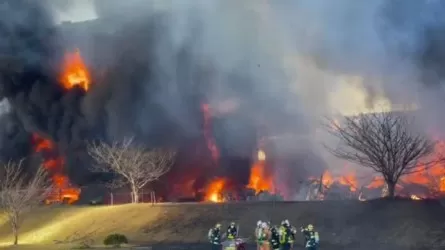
top-left (0, 199), bottom-right (444, 250)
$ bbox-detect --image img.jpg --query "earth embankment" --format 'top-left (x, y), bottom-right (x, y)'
top-left (0, 200), bottom-right (443, 249)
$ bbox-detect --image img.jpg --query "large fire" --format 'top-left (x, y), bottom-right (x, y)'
top-left (203, 148), bottom-right (275, 202)
top-left (204, 178), bottom-right (226, 202)
top-left (32, 48), bottom-right (91, 204)
top-left (199, 136), bottom-right (445, 202)
top-left (55, 50), bottom-right (445, 203)
top-left (248, 149), bottom-right (274, 194)
top-left (319, 146), bottom-right (445, 200)
top-left (32, 134), bottom-right (80, 204)
top-left (60, 49), bottom-right (90, 91)
top-left (201, 103), bottom-right (224, 202)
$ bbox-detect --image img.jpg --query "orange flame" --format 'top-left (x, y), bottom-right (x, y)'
top-left (367, 176), bottom-right (385, 189)
top-left (248, 150), bottom-right (274, 194)
top-left (32, 134), bottom-right (80, 204)
top-left (61, 49), bottom-right (91, 91)
top-left (321, 169), bottom-right (358, 192)
top-left (204, 178), bottom-right (226, 202)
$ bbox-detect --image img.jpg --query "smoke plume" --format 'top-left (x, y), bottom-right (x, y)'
top-left (1, 0), bottom-right (445, 197)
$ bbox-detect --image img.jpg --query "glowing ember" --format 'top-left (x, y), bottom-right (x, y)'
top-left (257, 150), bottom-right (266, 161)
top-left (204, 178), bottom-right (226, 202)
top-left (61, 49), bottom-right (91, 91)
top-left (32, 134), bottom-right (80, 204)
top-left (441, 177), bottom-right (445, 192)
top-left (410, 195), bottom-right (422, 200)
top-left (248, 150), bottom-right (274, 194)
top-left (322, 170), bottom-right (334, 187)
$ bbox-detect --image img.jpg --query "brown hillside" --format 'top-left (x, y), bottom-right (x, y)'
top-left (0, 200), bottom-right (444, 249)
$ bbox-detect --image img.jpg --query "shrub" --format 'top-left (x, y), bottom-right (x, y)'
top-left (103, 233), bottom-right (128, 247)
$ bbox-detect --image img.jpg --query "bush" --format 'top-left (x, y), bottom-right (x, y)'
top-left (103, 233), bottom-right (128, 247)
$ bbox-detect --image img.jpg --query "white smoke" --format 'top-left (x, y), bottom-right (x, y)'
top-left (47, 0), bottom-right (97, 24)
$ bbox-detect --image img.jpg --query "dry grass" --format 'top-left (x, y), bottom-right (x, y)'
top-left (0, 204), bottom-right (163, 246)
top-left (0, 244), bottom-right (136, 250)
top-left (0, 200), bottom-right (443, 249)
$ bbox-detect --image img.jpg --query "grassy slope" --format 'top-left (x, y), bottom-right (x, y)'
top-left (0, 200), bottom-right (444, 248)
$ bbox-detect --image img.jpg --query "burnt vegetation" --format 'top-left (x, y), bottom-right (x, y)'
top-left (325, 111), bottom-right (443, 198)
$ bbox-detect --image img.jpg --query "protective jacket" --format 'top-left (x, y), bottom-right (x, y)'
top-left (279, 225), bottom-right (294, 245)
top-left (301, 228), bottom-right (320, 249)
top-left (227, 225), bottom-right (238, 239)
top-left (208, 227), bottom-right (222, 245)
top-left (269, 226), bottom-right (280, 250)
top-left (255, 226), bottom-right (267, 245)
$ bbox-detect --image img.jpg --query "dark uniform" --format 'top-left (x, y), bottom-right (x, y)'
top-left (208, 223), bottom-right (222, 250)
top-left (301, 224), bottom-right (320, 250)
top-left (269, 226), bottom-right (280, 250)
top-left (279, 222), bottom-right (294, 250)
top-left (227, 222), bottom-right (238, 240)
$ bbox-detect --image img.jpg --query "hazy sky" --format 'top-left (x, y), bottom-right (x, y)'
top-left (53, 0), bottom-right (97, 23)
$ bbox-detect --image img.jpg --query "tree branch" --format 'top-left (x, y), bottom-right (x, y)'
top-left (324, 110), bottom-right (438, 196)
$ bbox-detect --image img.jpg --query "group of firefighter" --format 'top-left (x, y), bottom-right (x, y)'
top-left (208, 220), bottom-right (320, 250)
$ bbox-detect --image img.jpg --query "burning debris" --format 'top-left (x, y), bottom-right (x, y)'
top-left (301, 162), bottom-right (445, 201)
top-left (204, 178), bottom-right (226, 203)
top-left (32, 134), bottom-right (80, 204)
top-left (60, 49), bottom-right (90, 91)
top-left (247, 149), bottom-right (274, 194)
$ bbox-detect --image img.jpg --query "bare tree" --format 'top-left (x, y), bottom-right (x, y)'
top-left (0, 160), bottom-right (51, 245)
top-left (324, 111), bottom-right (439, 198)
top-left (87, 137), bottom-right (176, 203)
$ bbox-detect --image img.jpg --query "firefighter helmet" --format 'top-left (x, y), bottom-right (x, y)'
top-left (307, 224), bottom-right (314, 230)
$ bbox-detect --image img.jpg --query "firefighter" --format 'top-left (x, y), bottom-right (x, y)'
top-left (268, 225), bottom-right (280, 250)
top-left (208, 223), bottom-right (222, 250)
top-left (227, 221), bottom-right (238, 240)
top-left (288, 221), bottom-right (297, 245)
top-left (256, 222), bottom-right (268, 250)
top-left (261, 222), bottom-right (271, 250)
top-left (279, 220), bottom-right (294, 250)
top-left (255, 221), bottom-right (262, 250)
top-left (301, 224), bottom-right (320, 250)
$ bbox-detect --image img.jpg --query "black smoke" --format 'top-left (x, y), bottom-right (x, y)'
top-left (378, 0), bottom-right (445, 87)
top-left (0, 0), bottom-right (262, 191)
top-left (0, 0), bottom-right (91, 183)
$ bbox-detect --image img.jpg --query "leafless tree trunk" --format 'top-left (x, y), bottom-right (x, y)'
top-left (0, 160), bottom-right (51, 245)
top-left (324, 111), bottom-right (440, 198)
top-left (87, 137), bottom-right (176, 203)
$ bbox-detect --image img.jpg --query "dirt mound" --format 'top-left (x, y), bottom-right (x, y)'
top-left (0, 200), bottom-right (444, 249)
